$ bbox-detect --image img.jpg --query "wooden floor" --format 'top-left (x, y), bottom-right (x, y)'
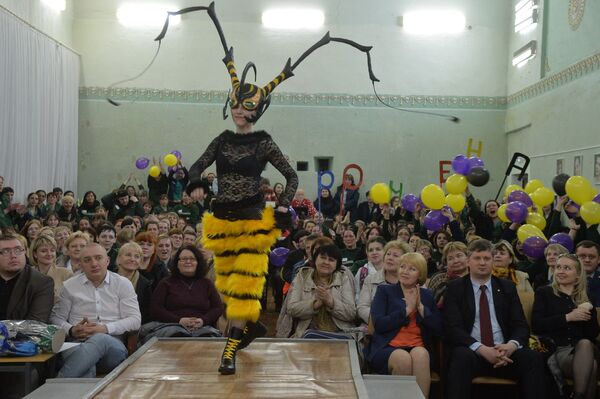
top-left (93, 340), bottom-right (361, 399)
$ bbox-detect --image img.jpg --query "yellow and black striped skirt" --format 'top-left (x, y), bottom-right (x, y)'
top-left (201, 207), bottom-right (280, 322)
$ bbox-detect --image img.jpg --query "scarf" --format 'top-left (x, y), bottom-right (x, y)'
top-left (118, 268), bottom-right (139, 289)
top-left (492, 266), bottom-right (518, 284)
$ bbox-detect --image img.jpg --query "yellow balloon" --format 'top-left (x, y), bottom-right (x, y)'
top-left (504, 184), bottom-right (521, 199)
top-left (565, 176), bottom-right (595, 205)
top-left (524, 179), bottom-right (544, 194)
top-left (445, 194), bottom-right (466, 212)
top-left (164, 154), bottom-right (178, 167)
top-left (148, 165), bottom-right (161, 178)
top-left (580, 201), bottom-right (600, 225)
top-left (370, 183), bottom-right (392, 205)
top-left (421, 184), bottom-right (445, 210)
top-left (530, 187), bottom-right (554, 207)
top-left (445, 174), bottom-right (468, 195)
top-left (526, 212), bottom-right (547, 231)
top-left (517, 224), bottom-right (546, 243)
top-left (497, 204), bottom-right (509, 223)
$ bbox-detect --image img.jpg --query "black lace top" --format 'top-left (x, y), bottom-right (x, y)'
top-left (189, 130), bottom-right (298, 218)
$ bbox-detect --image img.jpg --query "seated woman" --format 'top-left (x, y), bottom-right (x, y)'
top-left (415, 239), bottom-right (438, 277)
top-left (286, 244), bottom-right (357, 339)
top-left (116, 242), bottom-right (153, 324)
top-left (354, 237), bottom-right (387, 298)
top-left (492, 240), bottom-right (533, 293)
top-left (532, 253), bottom-right (599, 399)
top-left (533, 243), bottom-right (569, 289)
top-left (29, 235), bottom-right (73, 302)
top-left (357, 240), bottom-right (411, 324)
top-left (426, 241), bottom-right (469, 307)
top-left (134, 232), bottom-right (169, 291)
top-left (366, 252), bottom-right (442, 398)
top-left (151, 245), bottom-right (224, 329)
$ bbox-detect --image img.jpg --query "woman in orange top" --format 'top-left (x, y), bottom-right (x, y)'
top-left (367, 253), bottom-right (442, 398)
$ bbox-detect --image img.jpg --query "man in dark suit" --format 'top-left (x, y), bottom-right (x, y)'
top-left (443, 239), bottom-right (545, 399)
top-left (0, 232), bottom-right (54, 322)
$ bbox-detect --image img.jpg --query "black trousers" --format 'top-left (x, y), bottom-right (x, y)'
top-left (446, 346), bottom-right (546, 399)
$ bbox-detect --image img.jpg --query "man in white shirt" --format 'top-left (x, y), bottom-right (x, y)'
top-left (51, 243), bottom-right (141, 377)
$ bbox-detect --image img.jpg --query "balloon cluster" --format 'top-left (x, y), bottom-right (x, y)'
top-left (451, 154), bottom-right (490, 188)
top-left (135, 150), bottom-right (182, 178)
top-left (564, 175), bottom-right (600, 225)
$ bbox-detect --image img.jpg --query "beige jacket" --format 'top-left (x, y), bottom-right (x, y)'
top-left (44, 264), bottom-right (74, 303)
top-left (357, 269), bottom-right (387, 324)
top-left (515, 270), bottom-right (533, 294)
top-left (286, 267), bottom-right (357, 338)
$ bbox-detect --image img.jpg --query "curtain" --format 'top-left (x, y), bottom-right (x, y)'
top-left (0, 6), bottom-right (79, 202)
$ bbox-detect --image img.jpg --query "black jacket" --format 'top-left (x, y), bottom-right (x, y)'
top-left (443, 275), bottom-right (530, 348)
top-left (532, 285), bottom-right (599, 347)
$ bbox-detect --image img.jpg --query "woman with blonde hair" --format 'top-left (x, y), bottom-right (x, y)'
top-left (29, 235), bottom-right (73, 302)
top-left (492, 240), bottom-right (533, 293)
top-left (367, 252), bottom-right (442, 398)
top-left (59, 231), bottom-right (90, 273)
top-left (116, 242), bottom-right (152, 323)
top-left (357, 240), bottom-right (410, 324)
top-left (532, 254), bottom-right (599, 399)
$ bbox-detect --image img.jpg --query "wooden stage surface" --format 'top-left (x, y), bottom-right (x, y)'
top-left (89, 339), bottom-right (366, 399)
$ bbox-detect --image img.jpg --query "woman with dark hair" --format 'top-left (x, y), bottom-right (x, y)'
top-left (20, 219), bottom-right (43, 245)
top-left (431, 230), bottom-right (451, 266)
top-left (492, 240), bottom-right (533, 293)
top-left (532, 254), bottom-right (599, 399)
top-left (78, 191), bottom-right (100, 218)
top-left (134, 231), bottom-right (169, 291)
top-left (333, 175), bottom-right (360, 221)
top-left (313, 188), bottom-right (338, 220)
top-left (465, 188), bottom-right (503, 242)
top-left (286, 244), bottom-right (357, 339)
top-left (151, 245), bottom-right (224, 329)
top-left (25, 192), bottom-right (44, 219)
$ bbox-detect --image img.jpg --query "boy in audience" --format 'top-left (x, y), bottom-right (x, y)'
top-left (98, 224), bottom-right (119, 272)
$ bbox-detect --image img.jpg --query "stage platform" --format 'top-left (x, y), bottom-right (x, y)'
top-left (26, 338), bottom-right (424, 399)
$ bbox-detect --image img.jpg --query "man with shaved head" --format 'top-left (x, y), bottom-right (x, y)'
top-left (51, 243), bottom-right (141, 377)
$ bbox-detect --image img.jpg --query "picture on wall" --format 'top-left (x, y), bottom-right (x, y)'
top-left (574, 155), bottom-right (583, 176)
top-left (556, 159), bottom-right (564, 175)
top-left (595, 154), bottom-right (600, 183)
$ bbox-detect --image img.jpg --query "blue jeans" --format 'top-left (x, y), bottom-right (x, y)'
top-left (58, 333), bottom-right (128, 378)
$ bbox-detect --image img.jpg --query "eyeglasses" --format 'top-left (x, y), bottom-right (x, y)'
top-left (178, 257), bottom-right (197, 263)
top-left (0, 247), bottom-right (25, 256)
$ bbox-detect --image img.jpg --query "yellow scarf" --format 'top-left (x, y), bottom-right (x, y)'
top-left (118, 268), bottom-right (139, 289)
top-left (492, 266), bottom-right (518, 284)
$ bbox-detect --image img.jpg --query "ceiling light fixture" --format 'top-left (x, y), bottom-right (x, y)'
top-left (117, 4), bottom-right (181, 28)
top-left (512, 40), bottom-right (537, 68)
top-left (262, 9), bottom-right (324, 30)
top-left (400, 10), bottom-right (466, 34)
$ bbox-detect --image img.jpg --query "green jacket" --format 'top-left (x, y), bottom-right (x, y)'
top-left (173, 203), bottom-right (200, 225)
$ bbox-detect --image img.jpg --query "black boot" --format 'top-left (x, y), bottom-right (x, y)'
top-left (218, 327), bottom-right (244, 375)
top-left (238, 321), bottom-right (267, 350)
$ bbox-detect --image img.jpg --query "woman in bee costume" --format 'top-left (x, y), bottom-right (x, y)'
top-left (108, 2), bottom-right (458, 375)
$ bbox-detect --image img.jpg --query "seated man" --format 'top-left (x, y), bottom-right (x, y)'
top-left (575, 240), bottom-right (600, 306)
top-left (51, 243), bottom-right (141, 378)
top-left (0, 232), bottom-right (54, 321)
top-left (443, 239), bottom-right (545, 399)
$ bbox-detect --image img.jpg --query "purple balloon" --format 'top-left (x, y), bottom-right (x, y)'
top-left (269, 247), bottom-right (290, 267)
top-left (505, 201), bottom-right (529, 224)
top-left (135, 157), bottom-right (150, 170)
top-left (468, 156), bottom-right (485, 171)
top-left (402, 194), bottom-right (419, 213)
top-left (171, 150), bottom-right (182, 160)
top-left (522, 236), bottom-right (547, 259)
top-left (423, 210), bottom-right (449, 232)
top-left (288, 207), bottom-right (297, 223)
top-left (452, 154), bottom-right (470, 175)
top-left (507, 190), bottom-right (533, 207)
top-left (548, 233), bottom-right (574, 252)
top-left (594, 194), bottom-right (600, 204)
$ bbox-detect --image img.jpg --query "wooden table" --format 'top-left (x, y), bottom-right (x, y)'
top-left (0, 353), bottom-right (56, 394)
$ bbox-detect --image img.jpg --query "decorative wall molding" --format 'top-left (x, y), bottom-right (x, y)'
top-left (79, 87), bottom-right (506, 110)
top-left (80, 51), bottom-right (600, 110)
top-left (507, 51), bottom-right (600, 106)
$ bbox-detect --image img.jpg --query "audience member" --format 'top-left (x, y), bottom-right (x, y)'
top-left (575, 241), bottom-right (600, 306)
top-left (116, 242), bottom-right (152, 324)
top-left (29, 235), bottom-right (73, 302)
